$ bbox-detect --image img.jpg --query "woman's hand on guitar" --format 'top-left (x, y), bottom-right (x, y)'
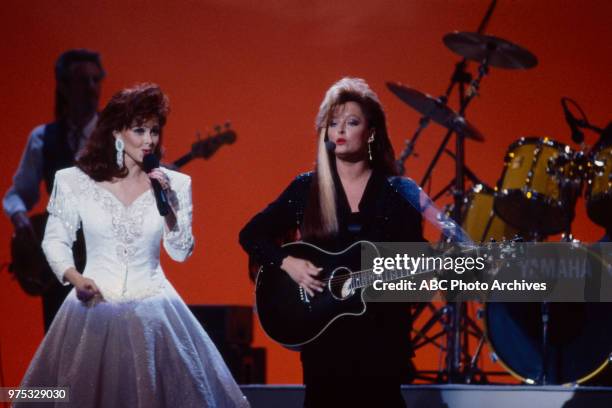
top-left (281, 256), bottom-right (324, 297)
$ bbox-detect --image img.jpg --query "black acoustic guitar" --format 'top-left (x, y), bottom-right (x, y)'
top-left (9, 125), bottom-right (237, 295)
top-left (255, 239), bottom-right (518, 350)
top-left (255, 240), bottom-right (398, 350)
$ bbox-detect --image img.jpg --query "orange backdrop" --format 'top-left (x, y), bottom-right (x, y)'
top-left (0, 0), bottom-right (610, 386)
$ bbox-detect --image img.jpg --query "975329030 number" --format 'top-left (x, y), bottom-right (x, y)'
top-left (0, 387), bottom-right (69, 402)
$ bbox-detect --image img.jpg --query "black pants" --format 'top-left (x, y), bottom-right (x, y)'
top-left (42, 280), bottom-right (71, 332)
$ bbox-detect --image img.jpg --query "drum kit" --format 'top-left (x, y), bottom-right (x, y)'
top-left (387, 21), bottom-right (612, 385)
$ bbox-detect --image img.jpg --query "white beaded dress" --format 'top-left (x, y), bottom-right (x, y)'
top-left (16, 167), bottom-right (249, 408)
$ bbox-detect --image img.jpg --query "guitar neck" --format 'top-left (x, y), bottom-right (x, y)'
top-left (350, 267), bottom-right (424, 291)
top-left (172, 153), bottom-right (193, 169)
top-left (348, 243), bottom-right (506, 291)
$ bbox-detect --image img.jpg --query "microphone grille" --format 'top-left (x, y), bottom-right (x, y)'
top-left (142, 153), bottom-right (159, 172)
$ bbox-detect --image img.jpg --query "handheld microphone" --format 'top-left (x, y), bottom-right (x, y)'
top-left (143, 154), bottom-right (171, 216)
top-left (325, 140), bottom-right (336, 152)
top-left (561, 97), bottom-right (584, 144)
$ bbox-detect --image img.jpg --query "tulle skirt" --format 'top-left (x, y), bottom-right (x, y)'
top-left (15, 283), bottom-right (250, 408)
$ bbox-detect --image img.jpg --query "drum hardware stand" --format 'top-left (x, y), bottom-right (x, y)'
top-left (395, 19), bottom-right (476, 177)
top-left (415, 51), bottom-right (511, 382)
top-left (395, 5), bottom-right (477, 179)
top-left (561, 97), bottom-right (606, 146)
top-left (538, 301), bottom-right (551, 385)
top-left (413, 39), bottom-right (494, 387)
top-left (436, 56), bottom-right (491, 383)
top-left (422, 38), bottom-right (540, 381)
top-left (529, 221), bottom-right (562, 384)
top-left (593, 121), bottom-right (612, 149)
top-left (396, 114), bottom-right (433, 175)
top-left (536, 185), bottom-right (579, 384)
top-left (411, 302), bottom-right (494, 383)
top-left (420, 53), bottom-right (489, 192)
top-left (395, 0), bottom-right (505, 385)
top-left (429, 149), bottom-right (484, 202)
top-left (465, 325), bottom-right (486, 384)
top-left (412, 303), bottom-right (449, 349)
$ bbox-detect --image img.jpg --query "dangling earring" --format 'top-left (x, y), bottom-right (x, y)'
top-left (367, 131), bottom-right (375, 161)
top-left (115, 138), bottom-right (125, 168)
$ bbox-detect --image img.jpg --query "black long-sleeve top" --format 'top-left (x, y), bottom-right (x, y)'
top-left (239, 170), bottom-right (425, 383)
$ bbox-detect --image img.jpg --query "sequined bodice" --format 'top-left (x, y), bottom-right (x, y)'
top-left (42, 167), bottom-right (194, 302)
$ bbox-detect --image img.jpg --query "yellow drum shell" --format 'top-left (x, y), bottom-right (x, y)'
top-left (495, 137), bottom-right (575, 236)
top-left (586, 144), bottom-right (612, 228)
top-left (462, 185), bottom-right (518, 243)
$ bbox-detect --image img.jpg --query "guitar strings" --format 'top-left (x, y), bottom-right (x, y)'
top-left (320, 244), bottom-right (497, 289)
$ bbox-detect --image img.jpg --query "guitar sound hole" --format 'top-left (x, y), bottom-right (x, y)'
top-left (329, 267), bottom-right (354, 300)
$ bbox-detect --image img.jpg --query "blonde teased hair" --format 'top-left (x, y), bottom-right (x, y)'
top-left (315, 127), bottom-right (338, 236)
top-left (306, 77), bottom-right (387, 238)
top-left (315, 77), bottom-right (382, 131)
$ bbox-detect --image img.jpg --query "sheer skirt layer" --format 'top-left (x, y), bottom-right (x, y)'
top-left (16, 284), bottom-right (249, 408)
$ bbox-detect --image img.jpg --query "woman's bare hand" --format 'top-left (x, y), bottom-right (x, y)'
top-left (65, 268), bottom-right (102, 302)
top-left (148, 169), bottom-right (171, 191)
top-left (281, 256), bottom-right (324, 297)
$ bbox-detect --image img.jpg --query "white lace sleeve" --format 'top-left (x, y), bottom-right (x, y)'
top-left (163, 175), bottom-right (195, 262)
top-left (42, 171), bottom-right (81, 284)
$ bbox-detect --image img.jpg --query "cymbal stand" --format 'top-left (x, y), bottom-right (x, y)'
top-left (430, 150), bottom-right (484, 202)
top-left (451, 58), bottom-right (491, 383)
top-left (419, 62), bottom-right (471, 189)
top-left (420, 0), bottom-right (498, 189)
top-left (416, 56), bottom-right (492, 383)
top-left (405, 0), bottom-right (499, 384)
top-left (396, 115), bottom-right (432, 175)
top-left (396, 42), bottom-right (474, 178)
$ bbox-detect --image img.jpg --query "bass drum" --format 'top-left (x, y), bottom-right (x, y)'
top-left (485, 302), bottom-right (612, 384)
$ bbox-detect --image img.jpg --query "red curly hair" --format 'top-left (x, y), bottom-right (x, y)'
top-left (77, 83), bottom-right (170, 181)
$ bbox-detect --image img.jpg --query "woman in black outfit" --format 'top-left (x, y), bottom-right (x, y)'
top-left (240, 77), bottom-right (425, 407)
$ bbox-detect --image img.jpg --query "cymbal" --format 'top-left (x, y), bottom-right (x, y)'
top-left (443, 31), bottom-right (538, 70)
top-left (386, 82), bottom-right (484, 141)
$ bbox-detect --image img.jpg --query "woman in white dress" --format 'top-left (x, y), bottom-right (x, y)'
top-left (16, 83), bottom-right (249, 407)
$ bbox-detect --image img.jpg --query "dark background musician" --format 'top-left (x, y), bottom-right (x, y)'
top-left (3, 49), bottom-right (105, 331)
top-left (240, 77), bottom-right (425, 407)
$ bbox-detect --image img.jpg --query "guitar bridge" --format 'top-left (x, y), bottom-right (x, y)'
top-left (299, 286), bottom-right (311, 305)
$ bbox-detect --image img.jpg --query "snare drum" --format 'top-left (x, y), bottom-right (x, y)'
top-left (586, 144), bottom-right (612, 228)
top-left (462, 184), bottom-right (519, 242)
top-left (494, 137), bottom-right (576, 236)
